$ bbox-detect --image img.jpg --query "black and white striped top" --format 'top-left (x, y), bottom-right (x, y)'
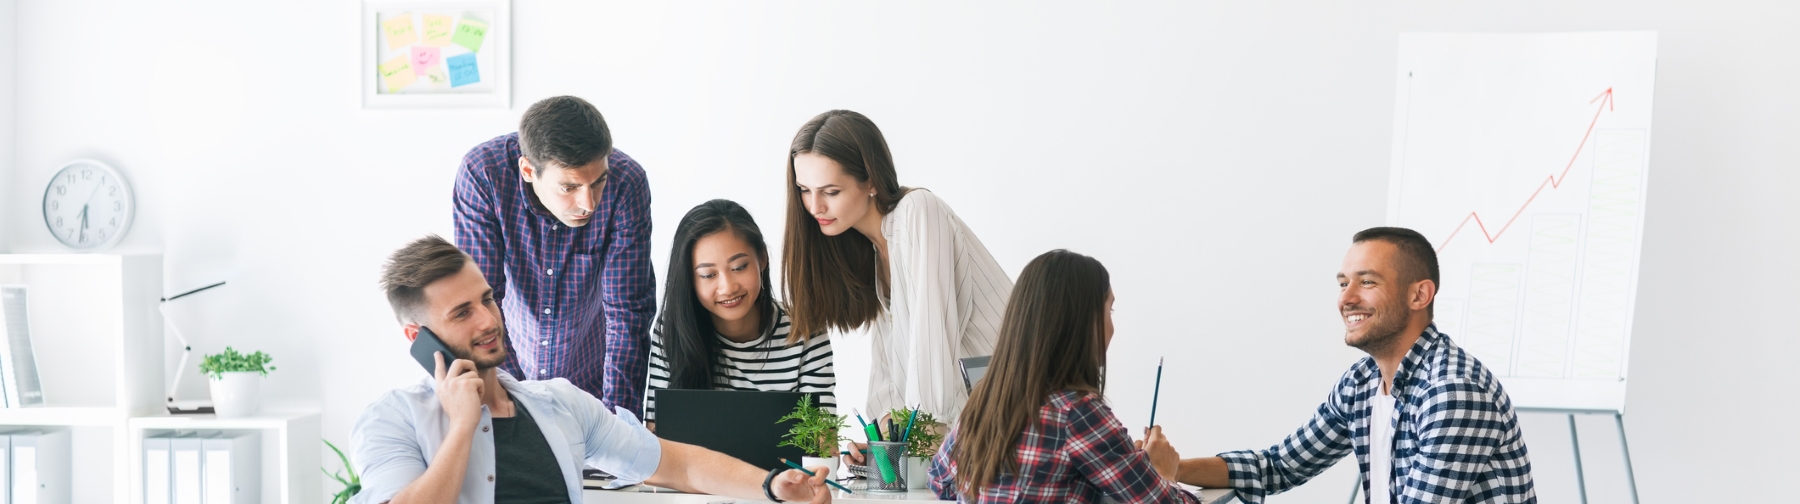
top-left (644, 303), bottom-right (835, 422)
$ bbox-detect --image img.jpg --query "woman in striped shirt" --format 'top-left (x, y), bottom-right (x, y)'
top-left (644, 199), bottom-right (835, 427)
top-left (783, 110), bottom-right (1013, 463)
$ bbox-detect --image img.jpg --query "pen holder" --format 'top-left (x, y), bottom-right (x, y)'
top-left (866, 441), bottom-right (908, 493)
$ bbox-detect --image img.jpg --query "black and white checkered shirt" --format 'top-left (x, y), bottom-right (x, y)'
top-left (1220, 325), bottom-right (1536, 503)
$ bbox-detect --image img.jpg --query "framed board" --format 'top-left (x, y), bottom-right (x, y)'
top-left (361, 0), bottom-right (510, 108)
top-left (1387, 32), bottom-right (1658, 413)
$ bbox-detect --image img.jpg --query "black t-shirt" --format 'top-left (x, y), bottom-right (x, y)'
top-left (493, 395), bottom-right (570, 504)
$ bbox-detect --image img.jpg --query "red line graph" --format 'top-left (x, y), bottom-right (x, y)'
top-left (1436, 87), bottom-right (1615, 253)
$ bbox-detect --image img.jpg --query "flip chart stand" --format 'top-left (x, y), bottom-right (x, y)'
top-left (1344, 408), bottom-right (1640, 504)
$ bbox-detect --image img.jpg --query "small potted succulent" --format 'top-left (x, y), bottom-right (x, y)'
top-left (778, 395), bottom-right (847, 475)
top-left (886, 408), bottom-right (947, 489)
top-left (199, 347), bottom-right (274, 418)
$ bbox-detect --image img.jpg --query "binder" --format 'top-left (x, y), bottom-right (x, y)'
top-left (0, 286), bottom-right (44, 408)
top-left (201, 432), bottom-right (260, 504)
top-left (145, 435), bottom-right (173, 504)
top-left (171, 433), bottom-right (203, 504)
top-left (8, 429), bottom-right (70, 504)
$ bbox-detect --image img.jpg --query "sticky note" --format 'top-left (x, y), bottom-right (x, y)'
top-left (422, 14), bottom-right (455, 46)
top-left (446, 53), bottom-right (480, 87)
top-left (451, 18), bottom-right (489, 52)
top-left (381, 14), bottom-right (418, 50)
top-left (409, 46), bottom-right (441, 76)
top-left (379, 55), bottom-right (417, 92)
top-left (425, 64), bottom-right (449, 85)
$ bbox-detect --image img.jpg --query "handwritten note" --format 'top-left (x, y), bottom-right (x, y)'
top-left (378, 55), bottom-right (417, 92)
top-left (381, 14), bottom-right (418, 50)
top-left (452, 18), bottom-right (489, 52)
top-left (447, 53), bottom-right (480, 87)
top-left (421, 14), bottom-right (455, 47)
top-left (409, 46), bottom-right (441, 76)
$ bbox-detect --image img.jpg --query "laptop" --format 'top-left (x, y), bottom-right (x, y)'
top-left (959, 355), bottom-right (991, 392)
top-left (654, 389), bottom-right (816, 471)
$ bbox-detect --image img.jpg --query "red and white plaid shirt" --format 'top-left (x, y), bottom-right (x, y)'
top-left (929, 390), bottom-right (1201, 503)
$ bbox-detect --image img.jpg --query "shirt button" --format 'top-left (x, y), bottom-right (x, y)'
top-left (546, 268), bottom-right (554, 275)
top-left (541, 340), bottom-right (549, 346)
top-left (487, 474), bottom-right (495, 482)
top-left (482, 426), bottom-right (489, 432)
top-left (543, 308), bottom-right (551, 314)
top-left (540, 370), bottom-right (549, 376)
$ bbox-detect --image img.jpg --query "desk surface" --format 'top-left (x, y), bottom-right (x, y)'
top-left (585, 483), bottom-right (1237, 504)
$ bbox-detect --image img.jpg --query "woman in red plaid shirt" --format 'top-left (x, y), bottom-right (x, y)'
top-left (928, 250), bottom-right (1201, 503)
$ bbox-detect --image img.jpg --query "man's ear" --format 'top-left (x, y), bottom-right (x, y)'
top-left (403, 323), bottom-right (421, 342)
top-left (1409, 279), bottom-right (1437, 311)
top-left (519, 156), bottom-right (537, 182)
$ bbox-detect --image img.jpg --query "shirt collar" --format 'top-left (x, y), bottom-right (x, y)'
top-left (1388, 324), bottom-right (1443, 400)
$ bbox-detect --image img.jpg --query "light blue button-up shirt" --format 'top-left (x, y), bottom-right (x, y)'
top-left (350, 370), bottom-right (662, 504)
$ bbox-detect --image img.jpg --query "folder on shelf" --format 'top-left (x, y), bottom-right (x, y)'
top-left (171, 433), bottom-right (203, 504)
top-left (0, 286), bottom-right (45, 408)
top-left (8, 429), bottom-right (70, 504)
top-left (146, 435), bottom-right (173, 504)
top-left (202, 432), bottom-right (260, 504)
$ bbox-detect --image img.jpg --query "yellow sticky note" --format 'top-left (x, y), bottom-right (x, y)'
top-left (422, 14), bottom-right (455, 46)
top-left (381, 14), bottom-right (418, 50)
top-left (379, 55), bottom-right (417, 92)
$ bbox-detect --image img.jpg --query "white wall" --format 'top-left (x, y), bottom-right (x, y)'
top-left (0, 0), bottom-right (13, 253)
top-left (7, 1), bottom-right (1797, 502)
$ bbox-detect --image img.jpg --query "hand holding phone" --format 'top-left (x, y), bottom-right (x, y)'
top-left (410, 326), bottom-right (457, 376)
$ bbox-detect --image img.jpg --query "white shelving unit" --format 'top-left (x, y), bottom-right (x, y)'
top-left (0, 254), bottom-right (318, 504)
top-left (128, 411), bottom-right (322, 504)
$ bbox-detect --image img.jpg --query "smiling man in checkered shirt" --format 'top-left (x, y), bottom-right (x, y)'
top-left (1178, 227), bottom-right (1536, 503)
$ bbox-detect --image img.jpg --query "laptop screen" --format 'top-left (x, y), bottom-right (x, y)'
top-left (959, 356), bottom-right (991, 392)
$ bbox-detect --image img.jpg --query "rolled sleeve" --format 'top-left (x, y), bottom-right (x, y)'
top-left (349, 396), bottom-right (427, 504)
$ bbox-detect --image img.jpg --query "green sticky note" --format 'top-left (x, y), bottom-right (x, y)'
top-left (451, 18), bottom-right (489, 52)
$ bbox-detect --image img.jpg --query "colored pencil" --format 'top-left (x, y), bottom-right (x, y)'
top-left (1149, 357), bottom-right (1164, 429)
top-left (900, 405), bottom-right (921, 443)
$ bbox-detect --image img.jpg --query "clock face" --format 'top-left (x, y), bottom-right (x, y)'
top-left (41, 160), bottom-right (135, 250)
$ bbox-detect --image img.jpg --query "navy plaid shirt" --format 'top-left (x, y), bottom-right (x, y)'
top-left (1220, 326), bottom-right (1535, 503)
top-left (452, 133), bottom-right (655, 417)
top-left (929, 391), bottom-right (1201, 503)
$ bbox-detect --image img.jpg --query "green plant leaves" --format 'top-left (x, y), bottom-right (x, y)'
top-left (323, 439), bottom-right (360, 504)
top-left (777, 395), bottom-right (848, 458)
top-left (198, 346), bottom-right (275, 380)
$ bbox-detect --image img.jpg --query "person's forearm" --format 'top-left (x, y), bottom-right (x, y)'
top-left (646, 441), bottom-right (771, 499)
top-left (1177, 457), bottom-right (1230, 488)
top-left (389, 423), bottom-right (478, 504)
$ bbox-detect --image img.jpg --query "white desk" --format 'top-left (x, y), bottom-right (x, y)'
top-left (586, 483), bottom-right (1237, 503)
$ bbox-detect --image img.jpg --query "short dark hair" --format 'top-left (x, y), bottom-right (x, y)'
top-left (519, 96), bottom-right (612, 170)
top-left (1352, 226), bottom-right (1440, 294)
top-left (380, 235), bottom-right (472, 323)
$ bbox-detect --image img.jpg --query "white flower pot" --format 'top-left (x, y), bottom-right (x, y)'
top-left (904, 456), bottom-right (930, 489)
top-left (801, 456), bottom-right (840, 479)
top-left (208, 372), bottom-right (262, 418)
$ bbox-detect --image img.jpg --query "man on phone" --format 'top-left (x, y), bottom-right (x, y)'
top-left (352, 235), bottom-right (832, 504)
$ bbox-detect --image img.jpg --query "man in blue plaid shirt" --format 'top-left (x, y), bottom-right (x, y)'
top-left (453, 96), bottom-right (655, 417)
top-left (1178, 227), bottom-right (1535, 503)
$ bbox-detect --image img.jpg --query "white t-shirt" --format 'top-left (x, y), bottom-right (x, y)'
top-left (1369, 387), bottom-right (1397, 503)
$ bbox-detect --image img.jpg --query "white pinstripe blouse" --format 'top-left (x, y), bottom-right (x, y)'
top-left (869, 189), bottom-right (1013, 422)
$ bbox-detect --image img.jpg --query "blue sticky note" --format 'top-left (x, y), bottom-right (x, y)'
top-left (447, 53), bottom-right (480, 88)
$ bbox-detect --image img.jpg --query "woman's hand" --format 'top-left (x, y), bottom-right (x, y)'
top-left (843, 441), bottom-right (866, 464)
top-left (1141, 426), bottom-right (1181, 481)
top-left (771, 467), bottom-right (833, 504)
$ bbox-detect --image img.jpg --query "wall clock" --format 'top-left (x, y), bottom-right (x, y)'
top-left (41, 159), bottom-right (135, 250)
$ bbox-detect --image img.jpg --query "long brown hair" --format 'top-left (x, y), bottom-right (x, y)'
top-left (782, 110), bottom-right (911, 338)
top-left (951, 249), bottom-right (1111, 494)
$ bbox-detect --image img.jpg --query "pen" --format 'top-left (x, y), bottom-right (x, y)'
top-left (1149, 357), bottom-right (1164, 430)
top-left (855, 408), bottom-right (883, 443)
top-left (780, 458), bottom-right (856, 494)
top-left (900, 405), bottom-right (920, 444)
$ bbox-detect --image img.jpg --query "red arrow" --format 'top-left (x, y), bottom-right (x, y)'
top-left (1436, 87), bottom-right (1615, 253)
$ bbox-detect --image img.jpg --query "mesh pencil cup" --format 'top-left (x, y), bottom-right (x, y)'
top-left (866, 441), bottom-right (909, 493)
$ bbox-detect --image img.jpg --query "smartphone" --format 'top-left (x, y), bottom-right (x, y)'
top-left (410, 326), bottom-right (458, 376)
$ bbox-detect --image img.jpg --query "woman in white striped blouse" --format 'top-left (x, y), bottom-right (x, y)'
top-left (782, 110), bottom-right (1014, 449)
top-left (644, 199), bottom-right (835, 428)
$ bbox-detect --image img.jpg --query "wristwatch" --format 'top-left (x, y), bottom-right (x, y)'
top-left (764, 467), bottom-right (785, 502)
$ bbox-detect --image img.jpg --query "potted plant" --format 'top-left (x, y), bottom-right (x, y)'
top-left (886, 408), bottom-right (946, 489)
top-left (324, 439), bottom-right (361, 504)
top-left (778, 395), bottom-right (847, 475)
top-left (199, 347), bottom-right (274, 418)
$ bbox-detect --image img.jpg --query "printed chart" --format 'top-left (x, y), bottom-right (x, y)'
top-left (1386, 32), bottom-right (1657, 412)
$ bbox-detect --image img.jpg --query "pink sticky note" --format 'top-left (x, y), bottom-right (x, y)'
top-left (409, 46), bottom-right (441, 76)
